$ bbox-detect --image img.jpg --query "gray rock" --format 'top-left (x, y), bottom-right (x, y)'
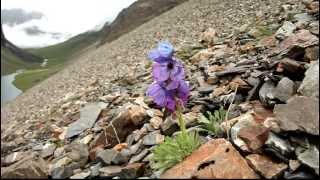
top-left (119, 163), bottom-right (145, 179)
top-left (294, 13), bottom-right (313, 27)
top-left (142, 131), bottom-right (164, 145)
top-left (90, 163), bottom-right (102, 177)
top-left (275, 21), bottom-right (296, 40)
top-left (66, 102), bottom-right (107, 138)
top-left (128, 140), bottom-right (143, 156)
top-left (198, 86), bottom-right (215, 94)
top-left (51, 166), bottom-right (74, 179)
top-left (284, 171), bottom-right (316, 179)
top-left (259, 81), bottom-right (277, 107)
top-left (265, 132), bottom-right (294, 157)
top-left (298, 61), bottom-right (319, 98)
top-left (3, 151), bottom-right (25, 166)
top-left (274, 96), bottom-right (319, 135)
top-left (50, 143), bottom-right (89, 179)
top-left (97, 149), bottom-right (128, 165)
top-left (70, 171), bottom-right (91, 179)
top-left (297, 146), bottom-right (319, 175)
top-left (125, 134), bottom-right (135, 146)
top-left (1, 154), bottom-right (47, 178)
top-left (160, 116), bottom-right (179, 136)
top-left (99, 166), bottom-right (122, 177)
top-left (65, 143), bottom-right (89, 166)
top-left (54, 147), bottom-right (65, 158)
top-left (41, 143), bottom-right (57, 158)
top-left (129, 149), bottom-right (149, 163)
top-left (144, 123), bottom-right (156, 132)
top-left (274, 77), bottom-right (296, 102)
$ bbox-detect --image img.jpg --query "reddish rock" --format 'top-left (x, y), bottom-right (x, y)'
top-left (278, 30), bottom-right (318, 59)
top-left (90, 131), bottom-right (109, 150)
top-left (126, 105), bottom-right (147, 126)
top-left (161, 139), bottom-right (259, 179)
top-left (199, 28), bottom-right (217, 46)
top-left (304, 46), bottom-right (319, 62)
top-left (89, 146), bottom-right (104, 161)
top-left (238, 125), bottom-right (269, 152)
top-left (246, 154), bottom-right (288, 179)
top-left (278, 58), bottom-right (303, 74)
top-left (105, 104), bottom-right (147, 147)
top-left (306, 1), bottom-right (319, 14)
top-left (250, 100), bottom-right (274, 123)
top-left (113, 143), bottom-right (128, 152)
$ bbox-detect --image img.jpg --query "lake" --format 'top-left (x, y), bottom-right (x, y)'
top-left (1, 70), bottom-right (23, 105)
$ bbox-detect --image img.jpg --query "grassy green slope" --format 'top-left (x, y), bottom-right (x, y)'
top-left (6, 30), bottom-right (102, 91)
top-left (1, 47), bottom-right (39, 75)
top-left (28, 30), bottom-right (101, 66)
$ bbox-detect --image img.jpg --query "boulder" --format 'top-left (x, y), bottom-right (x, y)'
top-left (274, 96), bottom-right (319, 135)
top-left (298, 61), bottom-right (319, 98)
top-left (278, 29), bottom-right (318, 59)
top-left (161, 139), bottom-right (259, 179)
top-left (105, 104), bottom-right (147, 147)
top-left (274, 77), bottom-right (296, 102)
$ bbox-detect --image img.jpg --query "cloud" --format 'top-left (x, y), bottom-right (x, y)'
top-left (1, 0), bottom-right (137, 47)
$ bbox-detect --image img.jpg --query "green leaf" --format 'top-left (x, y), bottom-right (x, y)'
top-left (151, 131), bottom-right (201, 172)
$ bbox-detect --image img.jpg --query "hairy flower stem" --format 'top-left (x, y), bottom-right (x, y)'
top-left (176, 103), bottom-right (187, 135)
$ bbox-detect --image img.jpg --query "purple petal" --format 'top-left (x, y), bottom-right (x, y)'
top-left (165, 95), bottom-right (176, 112)
top-left (158, 41), bottom-right (174, 58)
top-left (146, 83), bottom-right (166, 107)
top-left (152, 63), bottom-right (169, 82)
top-left (148, 49), bottom-right (160, 61)
top-left (169, 60), bottom-right (185, 81)
top-left (165, 80), bottom-right (180, 90)
top-left (148, 49), bottom-right (171, 63)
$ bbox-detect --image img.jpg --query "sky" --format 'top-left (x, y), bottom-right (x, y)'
top-left (1, 0), bottom-right (137, 47)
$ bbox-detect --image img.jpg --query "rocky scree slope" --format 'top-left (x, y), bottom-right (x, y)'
top-left (1, 0), bottom-right (319, 179)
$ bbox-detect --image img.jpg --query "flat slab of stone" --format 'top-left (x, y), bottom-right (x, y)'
top-left (274, 96), bottom-right (319, 135)
top-left (66, 102), bottom-right (108, 138)
top-left (161, 138), bottom-right (259, 179)
top-left (246, 154), bottom-right (288, 179)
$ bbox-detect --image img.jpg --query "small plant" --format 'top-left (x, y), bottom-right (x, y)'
top-left (151, 131), bottom-right (200, 172)
top-left (145, 41), bottom-right (201, 173)
top-left (198, 107), bottom-right (226, 137)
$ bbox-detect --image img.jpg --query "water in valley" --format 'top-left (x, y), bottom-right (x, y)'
top-left (1, 70), bottom-right (23, 105)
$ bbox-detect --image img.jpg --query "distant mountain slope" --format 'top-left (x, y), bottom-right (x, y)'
top-left (1, 0), bottom-right (185, 88)
top-left (29, 30), bottom-right (102, 64)
top-left (1, 24), bottom-right (42, 75)
top-left (99, 0), bottom-right (187, 45)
